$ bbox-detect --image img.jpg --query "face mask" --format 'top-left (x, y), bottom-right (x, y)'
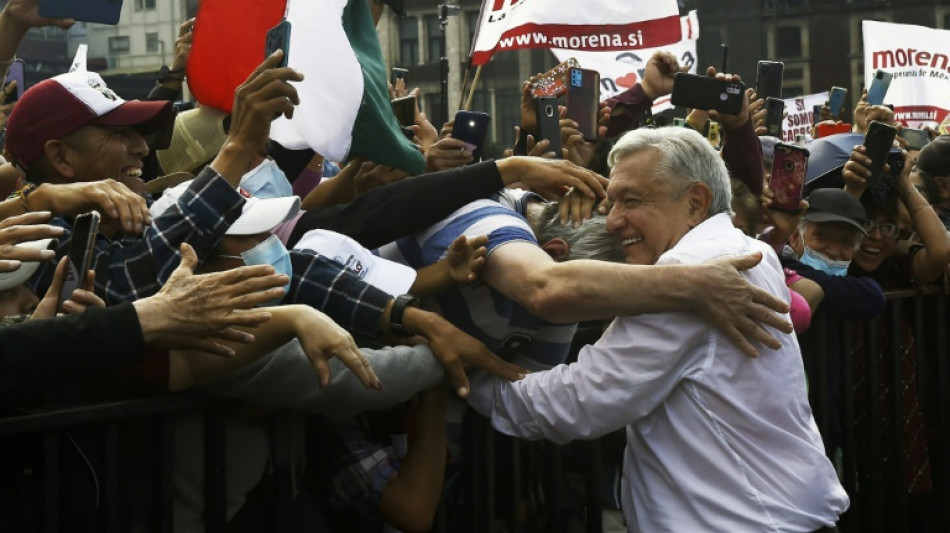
top-left (240, 234), bottom-right (293, 306)
top-left (240, 159), bottom-right (294, 199)
top-left (799, 234), bottom-right (850, 276)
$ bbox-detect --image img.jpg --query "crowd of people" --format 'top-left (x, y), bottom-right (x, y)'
top-left (0, 0), bottom-right (949, 531)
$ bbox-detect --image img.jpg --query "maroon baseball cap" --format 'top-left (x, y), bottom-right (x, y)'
top-left (6, 71), bottom-right (174, 171)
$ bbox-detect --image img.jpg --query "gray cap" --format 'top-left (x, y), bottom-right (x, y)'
top-left (803, 188), bottom-right (869, 236)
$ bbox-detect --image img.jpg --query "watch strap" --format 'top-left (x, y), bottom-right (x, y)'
top-left (389, 294), bottom-right (419, 337)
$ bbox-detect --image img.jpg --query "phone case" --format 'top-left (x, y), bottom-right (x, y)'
top-left (391, 68), bottom-right (409, 88)
top-left (900, 128), bottom-right (930, 151)
top-left (451, 111), bottom-right (491, 162)
top-left (39, 0), bottom-right (122, 25)
top-left (769, 143), bottom-right (809, 213)
top-left (534, 97), bottom-right (562, 158)
top-left (671, 73), bottom-right (746, 115)
top-left (764, 97), bottom-right (785, 138)
top-left (814, 123), bottom-right (852, 138)
top-left (531, 58), bottom-right (579, 98)
top-left (565, 68), bottom-right (600, 142)
top-left (812, 104), bottom-right (823, 126)
top-left (867, 70), bottom-right (893, 106)
top-left (265, 20), bottom-right (292, 67)
top-left (391, 95), bottom-right (416, 127)
top-left (3, 60), bottom-right (24, 103)
top-left (60, 212), bottom-right (101, 306)
top-left (828, 87), bottom-right (847, 119)
top-left (862, 120), bottom-right (898, 200)
top-left (755, 61), bottom-right (784, 100)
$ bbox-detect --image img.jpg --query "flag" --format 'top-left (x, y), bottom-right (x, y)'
top-left (187, 0), bottom-right (423, 174)
top-left (551, 11), bottom-right (699, 114)
top-left (863, 20), bottom-right (950, 128)
top-left (69, 44), bottom-right (88, 73)
top-left (470, 0), bottom-right (682, 67)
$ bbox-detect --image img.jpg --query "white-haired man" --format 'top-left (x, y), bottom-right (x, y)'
top-left (469, 126), bottom-right (849, 532)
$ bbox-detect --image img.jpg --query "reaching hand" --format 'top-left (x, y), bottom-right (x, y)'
top-left (353, 161), bottom-right (410, 196)
top-left (30, 180), bottom-right (151, 235)
top-left (496, 156), bottom-right (609, 202)
top-left (1, 0), bottom-right (75, 31)
top-left (640, 51), bottom-right (684, 101)
top-left (446, 234), bottom-right (488, 284)
top-left (519, 74), bottom-right (542, 134)
top-left (705, 67), bottom-right (751, 131)
top-left (557, 187), bottom-right (599, 227)
top-left (696, 253), bottom-right (793, 358)
top-left (132, 243), bottom-right (289, 357)
top-left (170, 18), bottom-right (194, 73)
top-left (0, 211), bottom-right (62, 271)
top-left (294, 305), bottom-right (381, 389)
top-left (425, 136), bottom-right (474, 172)
top-left (31, 256), bottom-right (102, 320)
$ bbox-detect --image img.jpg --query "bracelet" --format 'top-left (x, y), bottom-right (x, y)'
top-left (15, 183), bottom-right (37, 212)
top-left (389, 294), bottom-right (420, 337)
top-left (910, 203), bottom-right (932, 217)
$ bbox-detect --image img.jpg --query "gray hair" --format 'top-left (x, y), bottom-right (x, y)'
top-left (607, 126), bottom-right (733, 217)
top-left (533, 202), bottom-right (625, 263)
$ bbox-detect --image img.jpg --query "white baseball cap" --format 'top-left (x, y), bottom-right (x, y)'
top-left (294, 229), bottom-right (416, 296)
top-left (150, 180), bottom-right (300, 236)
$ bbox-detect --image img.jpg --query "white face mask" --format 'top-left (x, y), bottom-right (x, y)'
top-left (239, 158), bottom-right (294, 199)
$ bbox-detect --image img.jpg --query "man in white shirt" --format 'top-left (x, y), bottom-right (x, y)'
top-left (469, 126), bottom-right (849, 532)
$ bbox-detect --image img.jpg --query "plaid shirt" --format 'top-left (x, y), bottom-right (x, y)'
top-left (27, 167), bottom-right (392, 337)
top-left (314, 414), bottom-right (406, 531)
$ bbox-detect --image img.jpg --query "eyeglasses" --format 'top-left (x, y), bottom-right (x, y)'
top-left (863, 221), bottom-right (900, 238)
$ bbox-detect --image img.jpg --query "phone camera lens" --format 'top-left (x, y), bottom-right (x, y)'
top-left (545, 105), bottom-right (554, 117)
top-left (783, 160), bottom-right (794, 171)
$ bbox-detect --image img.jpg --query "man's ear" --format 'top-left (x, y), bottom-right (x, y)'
top-left (541, 237), bottom-right (570, 261)
top-left (42, 139), bottom-right (76, 180)
top-left (685, 183), bottom-right (713, 227)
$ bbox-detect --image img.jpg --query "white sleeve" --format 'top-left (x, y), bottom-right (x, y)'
top-left (468, 312), bottom-right (713, 444)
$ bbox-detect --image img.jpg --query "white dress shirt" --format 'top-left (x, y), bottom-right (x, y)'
top-left (469, 213), bottom-right (849, 532)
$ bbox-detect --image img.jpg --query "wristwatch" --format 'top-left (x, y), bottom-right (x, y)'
top-left (157, 65), bottom-right (185, 83)
top-left (389, 294), bottom-right (420, 337)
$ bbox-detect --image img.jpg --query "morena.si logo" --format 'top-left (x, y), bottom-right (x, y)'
top-left (871, 48), bottom-right (950, 73)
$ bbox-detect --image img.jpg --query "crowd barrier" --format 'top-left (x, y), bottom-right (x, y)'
top-left (0, 289), bottom-right (946, 532)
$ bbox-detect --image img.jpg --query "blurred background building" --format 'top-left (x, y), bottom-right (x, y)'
top-left (5, 0), bottom-right (949, 156)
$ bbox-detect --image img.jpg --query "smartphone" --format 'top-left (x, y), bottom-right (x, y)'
top-left (530, 58), bottom-right (579, 98)
top-left (828, 86), bottom-right (847, 119)
top-left (264, 19), bottom-right (292, 67)
top-left (391, 95), bottom-right (416, 127)
top-left (673, 117), bottom-right (686, 127)
top-left (565, 67), bottom-right (600, 142)
top-left (451, 110), bottom-right (491, 162)
top-left (812, 104), bottom-right (823, 126)
top-left (391, 68), bottom-right (409, 90)
top-left (671, 73), bottom-right (746, 115)
top-left (900, 128), bottom-right (930, 151)
top-left (940, 123), bottom-right (950, 136)
top-left (755, 61), bottom-right (784, 100)
top-left (534, 97), bottom-right (562, 159)
top-left (769, 143), bottom-right (809, 213)
top-left (38, 0), bottom-right (123, 25)
top-left (862, 120), bottom-right (898, 197)
top-left (60, 212), bottom-right (100, 307)
top-left (867, 70), bottom-right (893, 106)
top-left (3, 59), bottom-right (24, 103)
top-left (764, 97), bottom-right (785, 138)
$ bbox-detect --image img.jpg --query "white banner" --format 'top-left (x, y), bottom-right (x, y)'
top-left (470, 0), bottom-right (681, 66)
top-left (551, 11), bottom-right (698, 114)
top-left (781, 91), bottom-right (828, 143)
top-left (863, 20), bottom-right (950, 128)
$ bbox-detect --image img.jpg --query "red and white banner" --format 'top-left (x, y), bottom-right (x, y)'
top-left (551, 11), bottom-right (698, 114)
top-left (863, 20), bottom-right (950, 129)
top-left (470, 0), bottom-right (681, 67)
top-left (782, 91), bottom-right (828, 143)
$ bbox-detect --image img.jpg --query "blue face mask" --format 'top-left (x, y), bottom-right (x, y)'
top-left (799, 234), bottom-right (850, 276)
top-left (239, 159), bottom-right (294, 199)
top-left (240, 234), bottom-right (293, 306)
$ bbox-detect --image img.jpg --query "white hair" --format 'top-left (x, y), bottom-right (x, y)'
top-left (607, 126), bottom-right (733, 217)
